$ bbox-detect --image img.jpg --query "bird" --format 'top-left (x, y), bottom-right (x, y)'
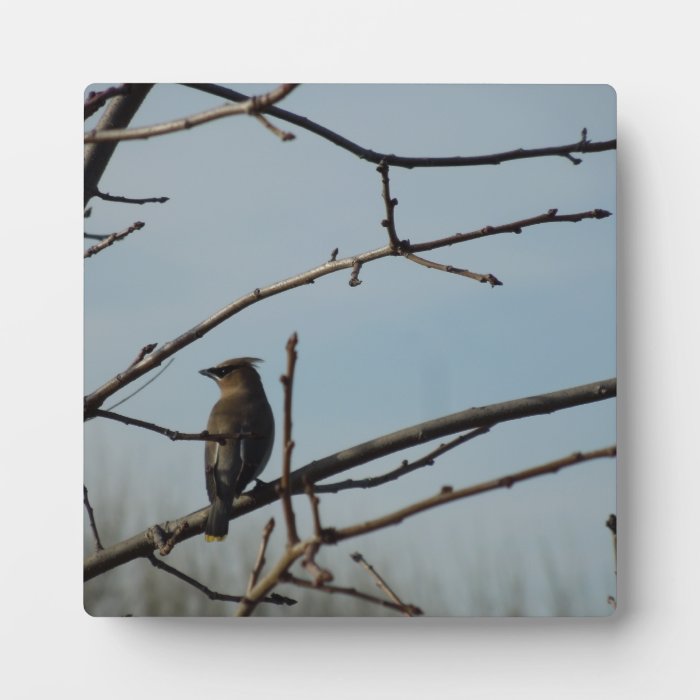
top-left (199, 357), bottom-right (275, 542)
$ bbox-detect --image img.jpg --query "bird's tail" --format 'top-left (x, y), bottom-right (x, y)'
top-left (205, 498), bottom-right (230, 542)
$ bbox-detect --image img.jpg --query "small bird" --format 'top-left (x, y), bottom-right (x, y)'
top-left (199, 357), bottom-right (275, 542)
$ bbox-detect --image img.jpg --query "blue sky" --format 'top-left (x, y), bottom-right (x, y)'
top-left (84, 83), bottom-right (616, 616)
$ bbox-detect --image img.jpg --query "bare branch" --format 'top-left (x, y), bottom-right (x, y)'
top-left (145, 553), bottom-right (296, 607)
top-left (83, 221), bottom-right (145, 259)
top-left (84, 84), bottom-right (153, 206)
top-left (84, 84), bottom-right (298, 143)
top-left (236, 542), bottom-right (308, 616)
top-left (83, 208), bottom-right (607, 416)
top-left (102, 359), bottom-right (174, 412)
top-left (329, 447), bottom-right (617, 543)
top-left (305, 482), bottom-right (324, 536)
top-left (350, 552), bottom-right (419, 617)
top-left (407, 208), bottom-right (611, 253)
top-left (279, 333), bottom-right (300, 545)
top-left (84, 378), bottom-right (616, 581)
top-left (95, 189), bottom-right (169, 205)
top-left (84, 84), bottom-right (132, 119)
top-left (403, 251), bottom-right (503, 286)
top-left (281, 573), bottom-right (423, 616)
top-left (247, 518), bottom-right (276, 593)
top-left (183, 84), bottom-right (616, 169)
top-left (83, 208), bottom-right (609, 417)
top-left (93, 409), bottom-right (247, 445)
top-left (254, 113), bottom-right (296, 141)
top-left (83, 485), bottom-right (104, 551)
top-left (315, 426), bottom-right (492, 493)
top-left (377, 160), bottom-right (402, 249)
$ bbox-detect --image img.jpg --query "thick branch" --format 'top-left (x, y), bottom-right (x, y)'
top-left (183, 84), bottom-right (616, 169)
top-left (84, 84), bottom-right (298, 143)
top-left (84, 84), bottom-right (153, 206)
top-left (84, 378), bottom-right (616, 581)
top-left (84, 208), bottom-right (608, 417)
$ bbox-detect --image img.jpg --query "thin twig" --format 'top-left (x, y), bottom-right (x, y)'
top-left (85, 84), bottom-right (298, 143)
top-left (403, 252), bottom-right (503, 286)
top-left (145, 553), bottom-right (296, 607)
top-left (301, 482), bottom-right (333, 585)
top-left (83, 208), bottom-right (610, 416)
top-left (377, 160), bottom-right (402, 250)
top-left (254, 113), bottom-right (296, 141)
top-left (350, 552), bottom-right (418, 617)
top-left (315, 426), bottom-right (493, 493)
top-left (93, 409), bottom-right (246, 445)
top-left (305, 482), bottom-right (323, 536)
top-left (84, 221), bottom-right (145, 258)
top-left (408, 208), bottom-right (611, 253)
top-left (279, 333), bottom-right (300, 545)
top-left (236, 541), bottom-right (307, 616)
top-left (183, 85), bottom-right (616, 169)
top-left (83, 485), bottom-right (104, 551)
top-left (328, 447), bottom-right (617, 543)
top-left (95, 189), bottom-right (170, 205)
top-left (103, 359), bottom-right (175, 412)
top-left (281, 573), bottom-right (423, 616)
top-left (247, 518), bottom-right (276, 593)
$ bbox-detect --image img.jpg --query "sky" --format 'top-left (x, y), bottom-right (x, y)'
top-left (84, 83), bottom-right (616, 616)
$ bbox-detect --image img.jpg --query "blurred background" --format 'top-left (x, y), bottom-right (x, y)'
top-left (84, 83), bottom-right (616, 616)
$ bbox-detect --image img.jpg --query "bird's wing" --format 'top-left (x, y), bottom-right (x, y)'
top-left (204, 438), bottom-right (219, 503)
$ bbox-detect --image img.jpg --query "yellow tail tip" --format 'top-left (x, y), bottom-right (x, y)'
top-left (205, 534), bottom-right (227, 542)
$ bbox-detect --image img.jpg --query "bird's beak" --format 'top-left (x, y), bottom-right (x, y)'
top-left (199, 368), bottom-right (214, 379)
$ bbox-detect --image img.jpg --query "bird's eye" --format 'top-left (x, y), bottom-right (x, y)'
top-left (214, 366), bottom-right (236, 378)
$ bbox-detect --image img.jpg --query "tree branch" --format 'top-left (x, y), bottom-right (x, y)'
top-left (377, 160), bottom-right (402, 249)
top-left (183, 84), bottom-right (616, 169)
top-left (314, 426), bottom-right (492, 493)
top-left (279, 333), bottom-right (300, 545)
top-left (350, 552), bottom-right (419, 617)
top-left (403, 251), bottom-right (503, 286)
top-left (328, 446), bottom-right (616, 543)
top-left (83, 221), bottom-right (145, 259)
top-left (84, 84), bottom-right (298, 143)
top-left (83, 485), bottom-right (104, 551)
top-left (84, 84), bottom-right (132, 119)
top-left (281, 573), bottom-right (423, 616)
top-left (84, 378), bottom-right (616, 581)
top-left (145, 552), bottom-right (295, 607)
top-left (84, 84), bottom-right (153, 206)
top-left (83, 208), bottom-right (609, 417)
top-left (92, 409), bottom-right (247, 445)
top-left (94, 189), bottom-right (169, 205)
